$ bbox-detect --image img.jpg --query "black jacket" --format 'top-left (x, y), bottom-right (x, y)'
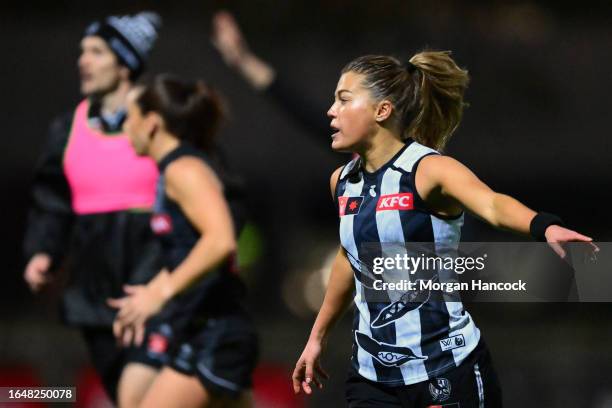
top-left (23, 105), bottom-right (160, 328)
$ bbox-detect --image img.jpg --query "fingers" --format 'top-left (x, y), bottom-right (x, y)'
top-left (315, 363), bottom-right (330, 380)
top-left (106, 297), bottom-right (125, 309)
top-left (569, 232), bottom-right (592, 242)
top-left (117, 306), bottom-right (139, 327)
top-left (134, 321), bottom-right (146, 347)
top-left (215, 10), bottom-right (237, 29)
top-left (113, 319), bottom-right (125, 344)
top-left (24, 267), bottom-right (53, 292)
top-left (113, 317), bottom-right (142, 348)
top-left (548, 242), bottom-right (566, 259)
top-left (304, 359), bottom-right (314, 391)
top-left (292, 362), bottom-right (304, 394)
top-left (121, 325), bottom-right (134, 347)
top-left (122, 285), bottom-right (140, 295)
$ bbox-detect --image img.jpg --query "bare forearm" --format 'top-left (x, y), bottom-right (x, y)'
top-left (489, 193), bottom-right (536, 234)
top-left (164, 236), bottom-right (236, 298)
top-left (236, 53), bottom-right (276, 90)
top-left (309, 251), bottom-right (354, 342)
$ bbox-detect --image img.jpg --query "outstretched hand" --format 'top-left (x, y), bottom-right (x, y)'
top-left (545, 225), bottom-right (599, 259)
top-left (292, 338), bottom-right (329, 395)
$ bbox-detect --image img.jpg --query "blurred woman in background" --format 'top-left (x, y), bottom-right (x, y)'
top-left (109, 74), bottom-right (257, 408)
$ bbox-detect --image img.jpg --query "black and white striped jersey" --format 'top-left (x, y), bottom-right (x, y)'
top-left (335, 140), bottom-right (480, 386)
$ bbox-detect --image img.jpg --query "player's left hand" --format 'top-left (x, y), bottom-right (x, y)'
top-left (545, 225), bottom-right (599, 259)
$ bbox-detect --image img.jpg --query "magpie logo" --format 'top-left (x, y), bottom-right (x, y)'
top-left (355, 331), bottom-right (426, 367)
top-left (371, 289), bottom-right (430, 328)
top-left (429, 378), bottom-right (452, 402)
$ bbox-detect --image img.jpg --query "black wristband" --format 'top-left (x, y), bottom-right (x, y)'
top-left (530, 212), bottom-right (564, 241)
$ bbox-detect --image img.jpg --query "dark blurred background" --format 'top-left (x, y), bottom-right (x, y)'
top-left (1, 1), bottom-right (611, 407)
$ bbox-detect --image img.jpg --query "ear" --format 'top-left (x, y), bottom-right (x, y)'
top-left (118, 65), bottom-right (131, 82)
top-left (374, 100), bottom-right (394, 123)
top-left (144, 112), bottom-right (162, 139)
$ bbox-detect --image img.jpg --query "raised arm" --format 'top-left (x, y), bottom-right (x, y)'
top-left (211, 10), bottom-right (331, 138)
top-left (415, 155), bottom-right (593, 251)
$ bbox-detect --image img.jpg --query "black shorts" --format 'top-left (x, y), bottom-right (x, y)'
top-left (128, 312), bottom-right (259, 398)
top-left (345, 340), bottom-right (502, 408)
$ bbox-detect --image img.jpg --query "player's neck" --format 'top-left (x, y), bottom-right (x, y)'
top-left (361, 131), bottom-right (404, 173)
top-left (150, 134), bottom-right (180, 163)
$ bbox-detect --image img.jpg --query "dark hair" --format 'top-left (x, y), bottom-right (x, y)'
top-left (342, 51), bottom-right (469, 151)
top-left (135, 74), bottom-right (224, 152)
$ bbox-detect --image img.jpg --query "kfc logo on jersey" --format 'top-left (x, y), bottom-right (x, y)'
top-left (376, 193), bottom-right (414, 211)
top-left (338, 196), bottom-right (364, 216)
top-left (150, 213), bottom-right (173, 235)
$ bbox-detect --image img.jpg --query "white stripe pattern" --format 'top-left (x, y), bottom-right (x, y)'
top-left (339, 176), bottom-right (377, 380)
top-left (376, 167), bottom-right (428, 381)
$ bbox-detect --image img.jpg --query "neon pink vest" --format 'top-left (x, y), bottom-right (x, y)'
top-left (63, 99), bottom-right (159, 215)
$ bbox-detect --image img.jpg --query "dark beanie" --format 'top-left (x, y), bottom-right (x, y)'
top-left (84, 12), bottom-right (161, 79)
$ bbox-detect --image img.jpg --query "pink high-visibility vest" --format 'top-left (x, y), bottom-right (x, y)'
top-left (64, 99), bottom-right (158, 214)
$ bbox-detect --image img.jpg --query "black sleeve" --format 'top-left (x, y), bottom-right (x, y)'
top-left (23, 113), bottom-right (75, 267)
top-left (264, 73), bottom-right (330, 141)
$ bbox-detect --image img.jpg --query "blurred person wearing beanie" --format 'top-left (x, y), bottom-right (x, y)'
top-left (22, 11), bottom-right (163, 402)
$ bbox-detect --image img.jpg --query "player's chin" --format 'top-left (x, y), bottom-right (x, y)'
top-left (331, 135), bottom-right (354, 153)
top-left (133, 144), bottom-right (148, 156)
top-left (80, 82), bottom-right (93, 95)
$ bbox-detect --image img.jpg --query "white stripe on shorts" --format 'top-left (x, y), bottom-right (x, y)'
top-left (474, 362), bottom-right (484, 408)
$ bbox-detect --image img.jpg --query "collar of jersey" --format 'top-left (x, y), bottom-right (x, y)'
top-left (357, 139), bottom-right (413, 181)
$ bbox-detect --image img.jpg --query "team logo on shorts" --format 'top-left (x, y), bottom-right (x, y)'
top-left (338, 196), bottom-right (364, 216)
top-left (429, 377), bottom-right (452, 402)
top-left (147, 332), bottom-right (169, 354)
top-left (150, 213), bottom-right (173, 235)
top-left (376, 193), bottom-right (413, 211)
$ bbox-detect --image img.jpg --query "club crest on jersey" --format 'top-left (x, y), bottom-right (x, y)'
top-left (376, 193), bottom-right (413, 211)
top-left (150, 213), bottom-right (173, 235)
top-left (429, 378), bottom-right (452, 402)
top-left (338, 196), bottom-right (364, 216)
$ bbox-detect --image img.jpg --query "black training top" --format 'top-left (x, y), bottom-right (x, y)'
top-left (151, 143), bottom-right (247, 321)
